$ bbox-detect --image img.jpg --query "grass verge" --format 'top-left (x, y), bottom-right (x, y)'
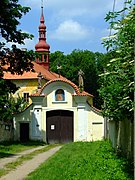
top-left (0, 141), bottom-right (46, 158)
top-left (5, 144), bottom-right (58, 169)
top-left (26, 141), bottom-right (133, 180)
top-left (0, 169), bottom-right (9, 178)
top-left (0, 144), bottom-right (59, 178)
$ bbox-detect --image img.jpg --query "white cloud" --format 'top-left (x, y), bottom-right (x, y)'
top-left (19, 0), bottom-right (126, 23)
top-left (48, 0), bottom-right (113, 20)
top-left (58, 8), bottom-right (88, 19)
top-left (18, 0), bottom-right (126, 54)
top-left (50, 20), bottom-right (92, 41)
top-left (19, 0), bottom-right (125, 15)
top-left (19, 0), bottom-right (114, 17)
top-left (47, 0), bottom-right (109, 10)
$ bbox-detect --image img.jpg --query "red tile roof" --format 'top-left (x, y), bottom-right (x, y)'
top-left (41, 78), bottom-right (79, 94)
top-left (31, 78), bottom-right (93, 97)
top-left (86, 100), bottom-right (102, 113)
top-left (3, 62), bottom-right (94, 98)
top-left (3, 62), bottom-right (61, 80)
top-left (72, 91), bottom-right (93, 97)
top-left (3, 71), bottom-right (38, 79)
top-left (91, 106), bottom-right (102, 113)
top-left (33, 62), bottom-right (60, 80)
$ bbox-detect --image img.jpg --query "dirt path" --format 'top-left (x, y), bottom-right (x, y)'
top-left (0, 146), bottom-right (47, 169)
top-left (1, 146), bottom-right (61, 180)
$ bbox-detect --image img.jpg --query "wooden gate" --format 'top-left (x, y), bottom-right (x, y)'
top-left (20, 123), bottom-right (29, 142)
top-left (46, 110), bottom-right (73, 143)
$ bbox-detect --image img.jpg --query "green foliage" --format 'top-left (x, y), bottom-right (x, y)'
top-left (0, 143), bottom-right (57, 178)
top-left (0, 141), bottom-right (46, 158)
top-left (0, 0), bottom-right (35, 76)
top-left (0, 0), bottom-right (33, 44)
top-left (0, 0), bottom-right (35, 122)
top-left (50, 49), bottom-right (106, 108)
top-left (0, 79), bottom-right (28, 122)
top-left (4, 144), bottom-right (57, 170)
top-left (99, 1), bottom-right (134, 120)
top-left (26, 141), bottom-right (133, 180)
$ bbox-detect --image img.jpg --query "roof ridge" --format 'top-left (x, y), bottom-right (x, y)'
top-left (40, 78), bottom-right (79, 94)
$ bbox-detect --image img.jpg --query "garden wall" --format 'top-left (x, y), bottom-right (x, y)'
top-left (0, 121), bottom-right (14, 142)
top-left (109, 119), bottom-right (133, 159)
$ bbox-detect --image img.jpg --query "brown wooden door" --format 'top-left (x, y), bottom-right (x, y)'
top-left (46, 111), bottom-right (61, 144)
top-left (20, 123), bottom-right (29, 142)
top-left (60, 110), bottom-right (73, 143)
top-left (46, 110), bottom-right (73, 144)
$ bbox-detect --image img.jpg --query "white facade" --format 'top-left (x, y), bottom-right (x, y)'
top-left (14, 79), bottom-right (104, 143)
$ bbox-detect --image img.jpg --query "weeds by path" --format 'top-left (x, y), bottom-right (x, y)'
top-left (0, 141), bottom-right (46, 158)
top-left (0, 144), bottom-right (59, 178)
top-left (26, 141), bottom-right (133, 180)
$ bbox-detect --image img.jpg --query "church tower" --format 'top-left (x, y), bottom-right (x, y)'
top-left (35, 3), bottom-right (50, 70)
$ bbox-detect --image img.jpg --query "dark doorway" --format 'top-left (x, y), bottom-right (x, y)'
top-left (20, 123), bottom-right (29, 142)
top-left (46, 110), bottom-right (73, 144)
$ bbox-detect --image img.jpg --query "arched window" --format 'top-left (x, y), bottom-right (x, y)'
top-left (55, 89), bottom-right (65, 101)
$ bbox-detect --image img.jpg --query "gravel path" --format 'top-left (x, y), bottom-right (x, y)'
top-left (0, 146), bottom-right (61, 180)
top-left (0, 146), bottom-right (47, 169)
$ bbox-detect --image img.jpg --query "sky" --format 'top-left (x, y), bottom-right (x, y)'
top-left (16, 0), bottom-right (124, 54)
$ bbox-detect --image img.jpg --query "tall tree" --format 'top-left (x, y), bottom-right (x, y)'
top-left (0, 0), bottom-right (34, 76)
top-left (99, 1), bottom-right (134, 120)
top-left (50, 49), bottom-right (106, 108)
top-left (0, 0), bottom-right (35, 121)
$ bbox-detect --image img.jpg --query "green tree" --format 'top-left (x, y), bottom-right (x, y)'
top-left (0, 0), bottom-right (34, 76)
top-left (0, 0), bottom-right (35, 121)
top-left (50, 49), bottom-right (105, 108)
top-left (99, 1), bottom-right (134, 120)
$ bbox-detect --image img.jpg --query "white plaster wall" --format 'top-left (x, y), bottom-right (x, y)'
top-left (109, 120), bottom-right (117, 148)
top-left (73, 109), bottom-right (78, 142)
top-left (13, 80), bottom-right (104, 143)
top-left (31, 108), bottom-right (42, 140)
top-left (89, 109), bottom-right (104, 141)
top-left (77, 106), bottom-right (88, 141)
top-left (42, 82), bottom-right (75, 108)
top-left (13, 105), bottom-right (32, 141)
top-left (41, 108), bottom-right (46, 142)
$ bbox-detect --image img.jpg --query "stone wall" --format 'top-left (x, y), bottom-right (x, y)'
top-left (109, 119), bottom-right (133, 159)
top-left (0, 121), bottom-right (14, 142)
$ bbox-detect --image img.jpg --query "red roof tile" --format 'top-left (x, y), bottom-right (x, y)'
top-left (3, 63), bottom-right (94, 98)
top-left (86, 101), bottom-right (102, 113)
top-left (3, 71), bottom-right (38, 79)
top-left (3, 62), bottom-right (61, 80)
top-left (91, 106), bottom-right (102, 113)
top-left (39, 78), bottom-right (93, 97)
top-left (33, 62), bottom-right (59, 80)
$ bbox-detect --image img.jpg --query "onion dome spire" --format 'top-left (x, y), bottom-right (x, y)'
top-left (35, 1), bottom-right (50, 70)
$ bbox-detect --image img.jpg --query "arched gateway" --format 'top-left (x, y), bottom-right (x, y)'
top-left (46, 110), bottom-right (73, 144)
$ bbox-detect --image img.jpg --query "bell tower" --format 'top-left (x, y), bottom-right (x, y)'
top-left (35, 1), bottom-right (50, 70)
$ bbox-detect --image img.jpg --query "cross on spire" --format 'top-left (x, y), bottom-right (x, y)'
top-left (41, 0), bottom-right (43, 16)
top-left (41, 0), bottom-right (43, 8)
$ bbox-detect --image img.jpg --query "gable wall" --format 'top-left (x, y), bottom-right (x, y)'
top-left (42, 82), bottom-right (75, 108)
top-left (13, 105), bottom-right (33, 141)
top-left (13, 80), bottom-right (104, 143)
top-left (88, 109), bottom-right (104, 141)
top-left (11, 79), bottom-right (46, 103)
